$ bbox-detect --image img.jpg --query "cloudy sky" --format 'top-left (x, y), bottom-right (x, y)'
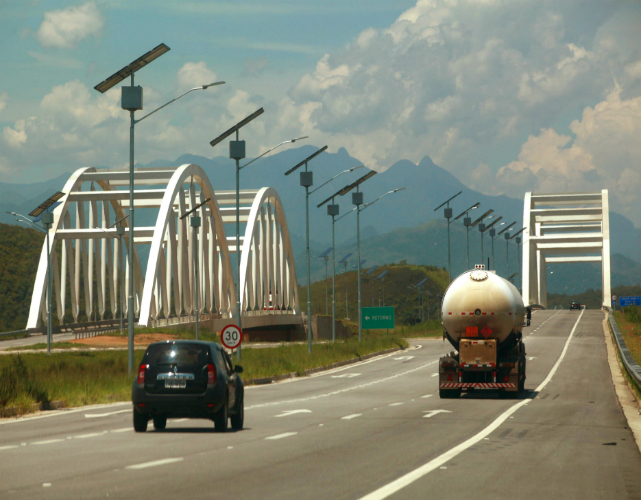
top-left (1, 0), bottom-right (640, 224)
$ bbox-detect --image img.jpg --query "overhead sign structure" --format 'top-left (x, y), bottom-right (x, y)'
top-left (362, 307), bottom-right (395, 329)
top-left (221, 324), bottom-right (243, 350)
top-left (620, 296), bottom-right (641, 307)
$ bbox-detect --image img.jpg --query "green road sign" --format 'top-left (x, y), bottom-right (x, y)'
top-left (362, 307), bottom-right (395, 329)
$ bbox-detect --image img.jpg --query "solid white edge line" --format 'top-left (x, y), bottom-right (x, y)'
top-left (0, 402), bottom-right (130, 425)
top-left (265, 432), bottom-right (298, 440)
top-left (358, 309), bottom-right (584, 500)
top-left (85, 409), bottom-right (130, 418)
top-left (31, 439), bottom-right (66, 445)
top-left (125, 458), bottom-right (184, 470)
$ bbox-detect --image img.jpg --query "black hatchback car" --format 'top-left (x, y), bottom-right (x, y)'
top-left (132, 341), bottom-right (244, 433)
top-left (570, 301), bottom-right (581, 310)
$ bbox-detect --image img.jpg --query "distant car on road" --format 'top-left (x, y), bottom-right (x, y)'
top-left (570, 301), bottom-right (581, 310)
top-left (132, 341), bottom-right (244, 433)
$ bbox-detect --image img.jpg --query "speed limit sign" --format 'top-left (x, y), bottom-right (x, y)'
top-left (221, 324), bottom-right (243, 349)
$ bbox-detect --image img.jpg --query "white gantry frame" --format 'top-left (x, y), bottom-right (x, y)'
top-left (26, 165), bottom-right (300, 330)
top-left (522, 190), bottom-right (611, 309)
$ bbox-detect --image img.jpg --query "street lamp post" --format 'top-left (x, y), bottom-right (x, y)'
top-left (95, 215), bottom-right (128, 336)
top-left (318, 248), bottom-right (332, 315)
top-left (285, 146), bottom-right (328, 354)
top-left (452, 203), bottom-right (480, 272)
top-left (434, 192), bottom-right (462, 284)
top-left (497, 222), bottom-right (516, 278)
top-left (95, 43), bottom-right (224, 375)
top-left (343, 259), bottom-right (349, 319)
top-left (336, 188), bottom-right (404, 342)
top-left (505, 232), bottom-right (511, 278)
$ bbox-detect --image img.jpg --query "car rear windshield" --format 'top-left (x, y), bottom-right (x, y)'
top-left (144, 343), bottom-right (211, 367)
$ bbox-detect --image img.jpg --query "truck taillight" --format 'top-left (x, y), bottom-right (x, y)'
top-left (137, 364), bottom-right (147, 384)
top-left (207, 364), bottom-right (216, 385)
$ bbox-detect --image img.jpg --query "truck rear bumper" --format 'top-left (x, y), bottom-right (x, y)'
top-left (440, 382), bottom-right (515, 389)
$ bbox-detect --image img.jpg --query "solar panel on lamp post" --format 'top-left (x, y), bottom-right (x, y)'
top-left (336, 185), bottom-right (403, 342)
top-left (94, 43), bottom-right (224, 375)
top-left (434, 192), bottom-right (462, 284)
top-left (477, 212), bottom-right (497, 264)
top-left (11, 192), bottom-right (65, 355)
top-left (316, 167), bottom-right (370, 343)
top-left (453, 203), bottom-right (480, 271)
top-left (211, 107), bottom-right (306, 361)
top-left (285, 146), bottom-right (329, 353)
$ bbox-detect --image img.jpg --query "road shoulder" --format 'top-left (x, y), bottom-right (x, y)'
top-left (602, 311), bottom-right (641, 453)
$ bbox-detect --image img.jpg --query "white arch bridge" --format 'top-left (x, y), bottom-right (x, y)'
top-left (26, 165), bottom-right (301, 332)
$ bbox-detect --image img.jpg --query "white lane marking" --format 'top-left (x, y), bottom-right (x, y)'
top-left (74, 432), bottom-right (107, 439)
top-left (265, 432), bottom-right (298, 440)
top-left (528, 357), bottom-right (537, 361)
top-left (393, 356), bottom-right (415, 361)
top-left (431, 373), bottom-right (439, 378)
top-left (331, 373), bottom-right (361, 378)
top-left (85, 409), bottom-right (130, 418)
top-left (275, 410), bottom-right (312, 417)
top-left (0, 402), bottom-right (130, 426)
top-left (423, 410), bottom-right (452, 419)
top-left (228, 446), bottom-right (233, 449)
top-left (421, 394), bottom-right (433, 399)
top-left (126, 458), bottom-right (183, 470)
top-left (43, 483), bottom-right (51, 487)
top-left (358, 309), bottom-right (584, 500)
top-left (31, 439), bottom-right (65, 445)
top-left (246, 360), bottom-right (438, 410)
top-left (111, 427), bottom-right (133, 433)
top-left (389, 403), bottom-right (404, 406)
top-left (0, 445), bottom-right (19, 450)
top-left (342, 414), bottom-right (362, 420)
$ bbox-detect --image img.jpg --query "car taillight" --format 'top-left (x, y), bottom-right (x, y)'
top-left (137, 364), bottom-right (146, 384)
top-left (207, 363), bottom-right (216, 385)
top-left (207, 364), bottom-right (216, 385)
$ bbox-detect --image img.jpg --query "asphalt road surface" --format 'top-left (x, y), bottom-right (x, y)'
top-left (1, 310), bottom-right (640, 499)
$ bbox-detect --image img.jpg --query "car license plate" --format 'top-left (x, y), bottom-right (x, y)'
top-left (164, 379), bottom-right (187, 389)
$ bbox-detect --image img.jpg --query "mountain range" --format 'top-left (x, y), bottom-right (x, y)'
top-left (1, 145), bottom-right (640, 295)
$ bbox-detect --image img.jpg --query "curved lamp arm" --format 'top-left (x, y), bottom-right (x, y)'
top-left (240, 136), bottom-right (308, 170)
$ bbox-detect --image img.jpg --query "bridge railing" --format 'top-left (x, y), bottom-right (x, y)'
top-left (608, 310), bottom-right (641, 390)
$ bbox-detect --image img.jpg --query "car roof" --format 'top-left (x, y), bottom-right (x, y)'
top-left (145, 340), bottom-right (222, 350)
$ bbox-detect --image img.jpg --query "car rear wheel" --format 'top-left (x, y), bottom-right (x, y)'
top-left (213, 398), bottom-right (228, 433)
top-left (153, 416), bottom-right (167, 431)
top-left (230, 394), bottom-right (244, 430)
top-left (133, 411), bottom-right (148, 432)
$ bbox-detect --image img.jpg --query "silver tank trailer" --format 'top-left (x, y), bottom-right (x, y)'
top-left (441, 267), bottom-right (525, 347)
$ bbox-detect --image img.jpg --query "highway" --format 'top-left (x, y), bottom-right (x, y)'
top-left (1, 310), bottom-right (640, 499)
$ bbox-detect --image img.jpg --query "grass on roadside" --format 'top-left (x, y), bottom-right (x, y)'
top-left (7, 342), bottom-right (95, 351)
top-left (0, 334), bottom-right (407, 415)
top-left (614, 308), bottom-right (641, 368)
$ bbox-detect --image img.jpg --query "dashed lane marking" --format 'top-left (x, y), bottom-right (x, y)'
top-left (246, 360), bottom-right (438, 410)
top-left (85, 409), bottom-right (130, 418)
top-left (358, 309), bottom-right (584, 500)
top-left (126, 458), bottom-right (184, 470)
top-left (342, 414), bottom-right (362, 420)
top-left (423, 410), bottom-right (452, 419)
top-left (31, 439), bottom-right (65, 445)
top-left (275, 410), bottom-right (312, 417)
top-left (389, 403), bottom-right (404, 406)
top-left (265, 432), bottom-right (298, 440)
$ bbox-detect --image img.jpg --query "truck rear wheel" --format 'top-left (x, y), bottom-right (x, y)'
top-left (439, 389), bottom-right (461, 399)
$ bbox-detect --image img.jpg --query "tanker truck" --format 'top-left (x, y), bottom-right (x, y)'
top-left (438, 264), bottom-right (531, 399)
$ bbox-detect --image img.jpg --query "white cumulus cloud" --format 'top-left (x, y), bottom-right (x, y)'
top-left (36, 2), bottom-right (104, 48)
top-left (176, 62), bottom-right (219, 90)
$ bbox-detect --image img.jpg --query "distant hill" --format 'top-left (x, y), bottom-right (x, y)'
top-left (1, 146), bottom-right (640, 296)
top-left (298, 263), bottom-right (449, 326)
top-left (0, 223), bottom-right (45, 331)
top-left (547, 285), bottom-right (641, 310)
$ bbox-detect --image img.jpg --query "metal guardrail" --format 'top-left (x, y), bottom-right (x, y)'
top-left (0, 319), bottom-right (129, 341)
top-left (608, 311), bottom-right (641, 389)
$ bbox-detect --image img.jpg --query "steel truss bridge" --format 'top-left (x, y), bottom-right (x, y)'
top-left (26, 165), bottom-right (301, 331)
